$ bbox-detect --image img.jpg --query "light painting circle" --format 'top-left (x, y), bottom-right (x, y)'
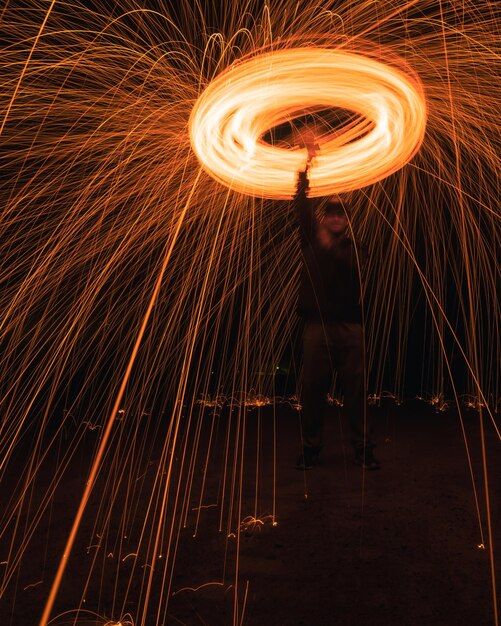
top-left (189, 47), bottom-right (427, 199)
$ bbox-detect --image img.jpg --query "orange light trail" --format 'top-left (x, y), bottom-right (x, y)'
top-left (190, 47), bottom-right (427, 198)
top-left (0, 2), bottom-right (499, 626)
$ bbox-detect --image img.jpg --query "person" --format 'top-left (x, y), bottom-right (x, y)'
top-left (294, 163), bottom-right (380, 471)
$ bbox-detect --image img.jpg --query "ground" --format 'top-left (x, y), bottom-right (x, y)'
top-left (1, 399), bottom-right (499, 625)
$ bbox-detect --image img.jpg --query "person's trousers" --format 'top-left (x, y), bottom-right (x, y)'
top-left (300, 318), bottom-right (373, 450)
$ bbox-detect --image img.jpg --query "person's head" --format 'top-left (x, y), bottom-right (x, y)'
top-left (322, 196), bottom-right (349, 235)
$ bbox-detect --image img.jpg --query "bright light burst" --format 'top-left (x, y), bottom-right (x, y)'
top-left (0, 1), bottom-right (500, 626)
top-left (190, 47), bottom-right (427, 198)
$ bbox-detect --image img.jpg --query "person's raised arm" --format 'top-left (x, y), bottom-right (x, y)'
top-left (293, 129), bottom-right (320, 242)
top-left (294, 167), bottom-right (316, 241)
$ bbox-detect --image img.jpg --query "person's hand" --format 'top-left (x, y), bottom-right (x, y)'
top-left (298, 169), bottom-right (309, 186)
top-left (303, 130), bottom-right (319, 162)
top-left (294, 128), bottom-right (320, 163)
top-left (296, 168), bottom-right (310, 195)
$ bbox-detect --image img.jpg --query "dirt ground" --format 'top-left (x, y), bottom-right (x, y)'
top-left (1, 399), bottom-right (500, 625)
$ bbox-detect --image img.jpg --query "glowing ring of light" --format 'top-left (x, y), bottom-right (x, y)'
top-left (189, 47), bottom-right (427, 199)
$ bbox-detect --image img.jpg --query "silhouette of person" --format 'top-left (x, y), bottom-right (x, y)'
top-left (294, 152), bottom-right (379, 470)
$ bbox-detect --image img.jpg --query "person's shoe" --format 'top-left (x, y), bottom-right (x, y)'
top-left (354, 447), bottom-right (380, 470)
top-left (296, 446), bottom-right (321, 470)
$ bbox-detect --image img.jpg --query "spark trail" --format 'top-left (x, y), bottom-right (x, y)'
top-left (190, 47), bottom-right (427, 197)
top-left (0, 2), bottom-right (499, 625)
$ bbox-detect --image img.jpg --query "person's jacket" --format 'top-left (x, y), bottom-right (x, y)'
top-left (295, 171), bottom-right (367, 322)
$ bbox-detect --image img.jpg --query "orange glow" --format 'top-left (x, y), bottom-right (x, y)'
top-left (0, 2), bottom-right (499, 626)
top-left (190, 47), bottom-right (426, 198)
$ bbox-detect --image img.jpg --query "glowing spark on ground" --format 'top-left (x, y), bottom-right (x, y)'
top-left (240, 515), bottom-right (277, 534)
top-left (0, 2), bottom-right (499, 626)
